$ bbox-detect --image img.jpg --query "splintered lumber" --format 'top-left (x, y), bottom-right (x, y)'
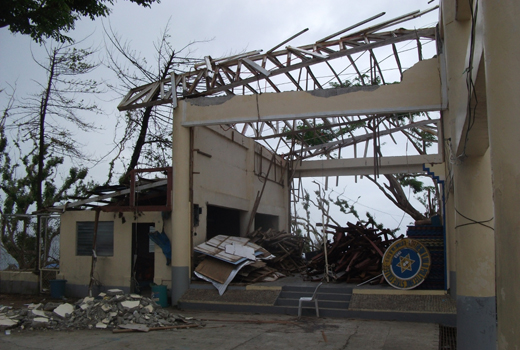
top-left (305, 221), bottom-right (401, 284)
top-left (246, 228), bottom-right (308, 276)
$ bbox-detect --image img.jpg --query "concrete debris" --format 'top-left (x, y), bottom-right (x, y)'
top-left (31, 309), bottom-right (47, 317)
top-left (53, 303), bottom-right (74, 318)
top-left (0, 316), bottom-right (18, 327)
top-left (107, 289), bottom-right (124, 296)
top-left (120, 300), bottom-right (140, 309)
top-left (0, 293), bottom-right (199, 332)
top-left (43, 302), bottom-right (61, 311)
top-left (32, 317), bottom-right (49, 324)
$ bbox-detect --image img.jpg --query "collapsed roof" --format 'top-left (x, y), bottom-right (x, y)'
top-left (117, 7), bottom-right (442, 166)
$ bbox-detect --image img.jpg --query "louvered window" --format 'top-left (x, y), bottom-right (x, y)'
top-left (76, 221), bottom-right (114, 256)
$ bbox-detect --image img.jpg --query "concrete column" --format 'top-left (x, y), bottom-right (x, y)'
top-left (171, 100), bottom-right (191, 304)
top-left (482, 1), bottom-right (520, 348)
top-left (454, 152), bottom-right (496, 350)
top-left (440, 0), bottom-right (471, 302)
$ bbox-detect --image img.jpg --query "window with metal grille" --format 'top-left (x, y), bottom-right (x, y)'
top-left (76, 221), bottom-right (114, 256)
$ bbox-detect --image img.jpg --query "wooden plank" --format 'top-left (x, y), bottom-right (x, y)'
top-left (187, 70), bottom-right (205, 94)
top-left (266, 55), bottom-right (303, 91)
top-left (267, 28), bottom-right (309, 54)
top-left (316, 12), bottom-right (386, 42)
top-left (286, 46), bottom-right (328, 60)
top-left (392, 43), bottom-right (404, 81)
top-left (242, 58), bottom-right (271, 76)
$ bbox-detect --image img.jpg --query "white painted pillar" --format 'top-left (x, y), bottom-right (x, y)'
top-left (482, 1), bottom-right (520, 348)
top-left (454, 152), bottom-right (496, 349)
top-left (171, 100), bottom-right (192, 304)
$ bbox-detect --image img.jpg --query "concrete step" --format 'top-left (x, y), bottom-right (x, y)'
top-left (177, 300), bottom-right (455, 326)
top-left (277, 290), bottom-right (352, 302)
top-left (177, 286), bottom-right (456, 326)
top-left (274, 284), bottom-right (352, 310)
top-left (281, 285), bottom-right (353, 294)
top-left (276, 297), bottom-right (349, 309)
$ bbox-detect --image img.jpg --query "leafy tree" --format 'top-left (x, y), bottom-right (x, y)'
top-left (0, 41), bottom-right (101, 268)
top-left (0, 0), bottom-right (160, 43)
top-left (8, 41), bottom-right (102, 212)
top-left (0, 111), bottom-right (90, 268)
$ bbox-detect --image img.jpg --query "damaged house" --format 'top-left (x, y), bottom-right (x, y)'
top-left (30, 1), bottom-right (520, 347)
top-left (56, 126), bottom-right (289, 297)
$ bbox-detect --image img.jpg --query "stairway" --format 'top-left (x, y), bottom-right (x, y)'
top-left (177, 282), bottom-right (455, 326)
top-left (274, 284), bottom-right (353, 318)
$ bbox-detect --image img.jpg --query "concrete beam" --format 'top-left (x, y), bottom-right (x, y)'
top-left (181, 58), bottom-right (442, 127)
top-left (293, 154), bottom-right (443, 178)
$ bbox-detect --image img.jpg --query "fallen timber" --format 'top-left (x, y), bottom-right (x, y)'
top-left (305, 222), bottom-right (402, 284)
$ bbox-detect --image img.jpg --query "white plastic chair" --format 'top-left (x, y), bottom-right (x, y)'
top-left (298, 282), bottom-right (323, 317)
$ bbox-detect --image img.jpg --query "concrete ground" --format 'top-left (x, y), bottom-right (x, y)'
top-left (0, 309), bottom-right (439, 350)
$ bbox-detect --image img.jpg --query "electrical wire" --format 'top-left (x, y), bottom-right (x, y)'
top-left (454, 208), bottom-right (494, 231)
top-left (459, 0), bottom-right (479, 159)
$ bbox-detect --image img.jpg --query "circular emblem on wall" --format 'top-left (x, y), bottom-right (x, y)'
top-left (382, 239), bottom-right (431, 290)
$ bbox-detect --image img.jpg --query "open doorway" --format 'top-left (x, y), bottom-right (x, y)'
top-left (206, 205), bottom-right (241, 240)
top-left (131, 223), bottom-right (155, 294)
top-left (254, 213), bottom-right (279, 231)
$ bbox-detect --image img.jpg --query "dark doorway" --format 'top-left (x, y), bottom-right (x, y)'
top-left (131, 223), bottom-right (155, 294)
top-left (206, 205), bottom-right (241, 240)
top-left (255, 213), bottom-right (279, 231)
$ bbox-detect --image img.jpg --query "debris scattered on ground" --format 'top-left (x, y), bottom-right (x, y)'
top-left (305, 222), bottom-right (401, 284)
top-left (0, 290), bottom-right (200, 332)
top-left (193, 231), bottom-right (308, 293)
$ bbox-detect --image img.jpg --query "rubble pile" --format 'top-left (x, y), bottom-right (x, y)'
top-left (194, 235), bottom-right (279, 294)
top-left (0, 289), bottom-right (197, 332)
top-left (305, 222), bottom-right (401, 284)
top-left (246, 228), bottom-right (307, 276)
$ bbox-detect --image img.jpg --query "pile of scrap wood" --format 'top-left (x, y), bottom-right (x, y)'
top-left (305, 222), bottom-right (402, 284)
top-left (246, 228), bottom-right (307, 275)
top-left (193, 235), bottom-right (282, 295)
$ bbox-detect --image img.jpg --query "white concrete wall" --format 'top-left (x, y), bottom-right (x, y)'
top-left (58, 211), bottom-right (170, 295)
top-left (0, 271), bottom-right (39, 294)
top-left (192, 125), bottom-right (289, 246)
top-left (58, 124), bottom-right (289, 297)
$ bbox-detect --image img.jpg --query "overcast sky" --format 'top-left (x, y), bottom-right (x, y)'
top-left (0, 0), bottom-right (440, 233)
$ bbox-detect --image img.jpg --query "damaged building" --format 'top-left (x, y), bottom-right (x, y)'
top-left (57, 126), bottom-right (289, 296)
top-left (18, 1), bottom-right (520, 348)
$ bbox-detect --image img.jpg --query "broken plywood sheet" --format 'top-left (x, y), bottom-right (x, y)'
top-left (225, 242), bottom-right (255, 260)
top-left (194, 260), bottom-right (254, 295)
top-left (195, 257), bottom-right (236, 284)
top-left (194, 235), bottom-right (273, 264)
top-left (194, 242), bottom-right (248, 264)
